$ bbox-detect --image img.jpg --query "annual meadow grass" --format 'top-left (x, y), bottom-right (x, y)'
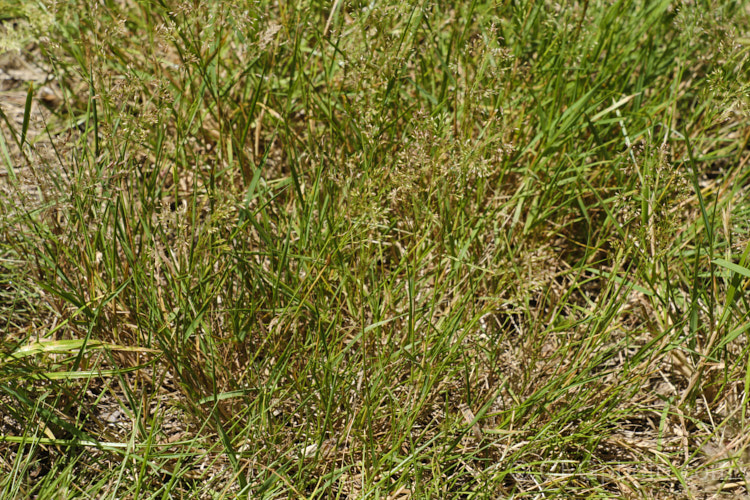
top-left (1, 0), bottom-right (750, 497)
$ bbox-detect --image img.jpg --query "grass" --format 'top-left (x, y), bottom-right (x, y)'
top-left (1, 0), bottom-right (750, 497)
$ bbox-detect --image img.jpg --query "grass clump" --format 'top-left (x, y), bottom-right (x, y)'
top-left (1, 0), bottom-right (750, 497)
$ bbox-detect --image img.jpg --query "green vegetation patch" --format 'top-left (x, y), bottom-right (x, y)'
top-left (1, 0), bottom-right (750, 497)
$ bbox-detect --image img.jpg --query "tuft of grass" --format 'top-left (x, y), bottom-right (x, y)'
top-left (1, 0), bottom-right (750, 497)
